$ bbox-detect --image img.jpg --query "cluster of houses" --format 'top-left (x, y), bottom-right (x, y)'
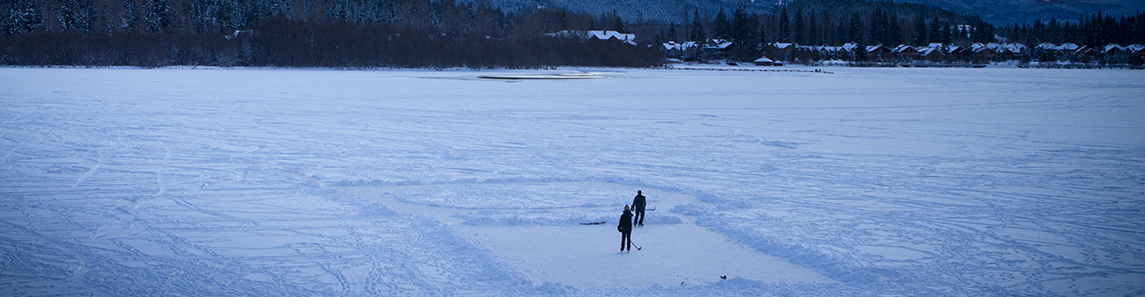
top-left (544, 30), bottom-right (638, 46)
top-left (663, 40), bottom-right (1145, 66)
top-left (542, 30), bottom-right (1145, 66)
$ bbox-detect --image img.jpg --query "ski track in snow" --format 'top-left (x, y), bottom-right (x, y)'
top-left (0, 67), bottom-right (1143, 296)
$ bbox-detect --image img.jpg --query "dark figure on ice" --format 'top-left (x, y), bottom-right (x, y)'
top-left (618, 205), bottom-right (634, 252)
top-left (632, 190), bottom-right (646, 227)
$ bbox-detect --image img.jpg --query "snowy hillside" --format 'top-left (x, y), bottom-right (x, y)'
top-left (1, 66), bottom-right (1143, 296)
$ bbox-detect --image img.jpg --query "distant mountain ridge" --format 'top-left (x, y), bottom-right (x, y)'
top-left (481, 0), bottom-right (775, 23)
top-left (892, 0), bottom-right (1144, 25)
top-left (479, 0), bottom-right (1143, 25)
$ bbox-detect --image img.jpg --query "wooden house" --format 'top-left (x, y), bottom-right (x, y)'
top-left (894, 45), bottom-right (919, 61)
top-left (970, 43), bottom-right (995, 62)
top-left (918, 46), bottom-right (946, 62)
top-left (763, 43), bottom-right (795, 62)
top-left (866, 45), bottom-right (892, 61)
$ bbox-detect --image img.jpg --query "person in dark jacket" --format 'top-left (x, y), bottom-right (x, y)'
top-left (618, 205), bottom-right (634, 252)
top-left (632, 190), bottom-right (646, 227)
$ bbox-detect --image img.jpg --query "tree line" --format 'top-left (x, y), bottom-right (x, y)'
top-left (644, 0), bottom-right (1143, 63)
top-left (0, 0), bottom-right (662, 67)
top-left (999, 11), bottom-right (1145, 48)
top-left (3, 0), bottom-right (1142, 67)
top-left (644, 0), bottom-right (996, 62)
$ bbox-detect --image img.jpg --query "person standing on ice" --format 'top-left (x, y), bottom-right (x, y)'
top-left (632, 190), bottom-right (646, 227)
top-left (618, 205), bottom-right (634, 252)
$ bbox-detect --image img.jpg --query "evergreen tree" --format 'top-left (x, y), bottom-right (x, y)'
top-left (146, 0), bottom-right (170, 32)
top-left (807, 11), bottom-right (818, 45)
top-left (847, 13), bottom-right (862, 43)
top-left (731, 8), bottom-right (750, 43)
top-left (1048, 17), bottom-right (1061, 43)
top-left (928, 16), bottom-right (940, 44)
top-left (793, 7), bottom-right (804, 44)
top-left (940, 22), bottom-right (951, 44)
top-left (1098, 11), bottom-right (1112, 46)
top-left (971, 20), bottom-right (994, 43)
top-left (713, 8), bottom-right (728, 39)
top-left (912, 15), bottom-right (927, 46)
top-left (835, 18), bottom-right (847, 45)
top-left (121, 0), bottom-right (138, 32)
top-left (690, 10), bottom-right (704, 42)
top-left (869, 9), bottom-right (885, 45)
top-left (819, 11), bottom-right (833, 45)
top-left (758, 21), bottom-right (770, 44)
top-left (777, 7), bottom-right (788, 42)
top-left (1027, 20), bottom-right (1042, 46)
top-left (854, 39), bottom-right (868, 62)
top-left (1060, 21), bottom-right (1073, 44)
top-left (887, 12), bottom-right (901, 45)
top-left (1083, 13), bottom-right (1097, 46)
top-left (59, 0), bottom-right (91, 34)
top-left (728, 8), bottom-right (757, 60)
top-left (4, 0), bottom-right (43, 35)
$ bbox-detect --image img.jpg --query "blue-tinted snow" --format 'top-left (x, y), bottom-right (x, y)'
top-left (1, 67), bottom-right (1143, 296)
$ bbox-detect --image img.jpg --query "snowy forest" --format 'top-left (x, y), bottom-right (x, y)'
top-left (1000, 12), bottom-right (1145, 48)
top-left (1, 0), bottom-right (1144, 67)
top-left (0, 0), bottom-right (663, 67)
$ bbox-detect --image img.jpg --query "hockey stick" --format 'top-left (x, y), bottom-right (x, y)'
top-left (630, 239), bottom-right (641, 251)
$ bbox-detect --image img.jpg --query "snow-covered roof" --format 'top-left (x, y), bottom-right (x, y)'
top-left (1037, 43), bottom-right (1080, 51)
top-left (974, 43), bottom-right (1000, 54)
top-left (919, 43), bottom-right (944, 51)
top-left (586, 30), bottom-right (634, 42)
top-left (1104, 44), bottom-right (1126, 53)
top-left (894, 45), bottom-right (916, 53)
top-left (866, 45), bottom-right (889, 53)
top-left (705, 40), bottom-right (733, 50)
top-left (918, 46), bottom-right (944, 56)
top-left (545, 30), bottom-right (637, 45)
top-left (662, 41), bottom-right (698, 51)
top-left (772, 42), bottom-right (794, 49)
top-left (987, 43), bottom-right (1026, 54)
top-left (588, 30), bottom-right (636, 45)
top-left (753, 56), bottom-right (774, 63)
top-left (816, 45), bottom-right (843, 52)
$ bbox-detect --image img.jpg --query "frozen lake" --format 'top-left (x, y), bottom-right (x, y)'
top-left (1, 66), bottom-right (1143, 296)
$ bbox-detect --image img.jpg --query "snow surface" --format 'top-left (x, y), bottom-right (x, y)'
top-left (340, 182), bottom-right (834, 288)
top-left (1, 66), bottom-right (1143, 296)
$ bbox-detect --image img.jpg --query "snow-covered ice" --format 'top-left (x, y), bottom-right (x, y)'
top-left (340, 182), bottom-right (835, 288)
top-left (1, 66), bottom-right (1143, 296)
